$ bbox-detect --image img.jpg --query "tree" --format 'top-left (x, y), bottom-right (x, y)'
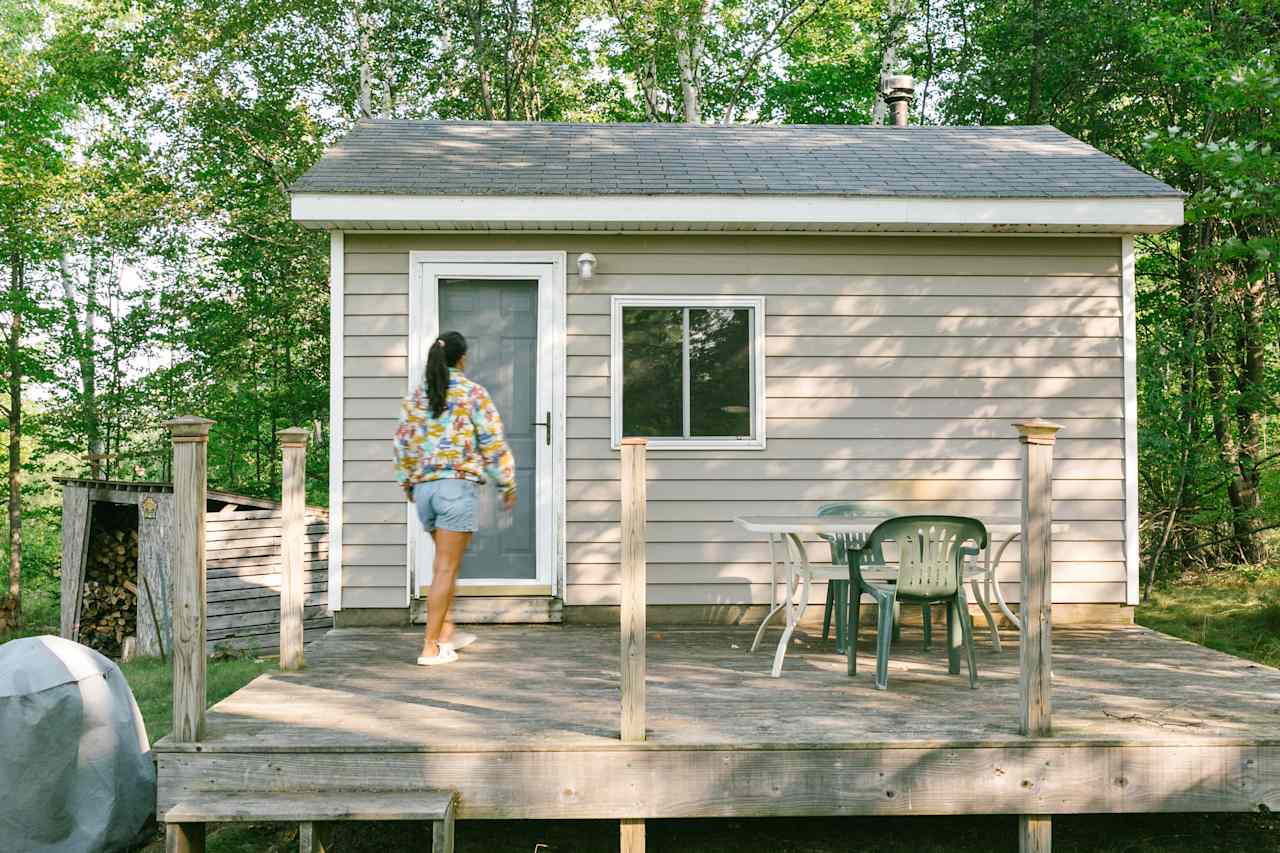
top-left (919, 0), bottom-right (1279, 576)
top-left (0, 0), bottom-right (73, 629)
top-left (603, 0), bottom-right (848, 124)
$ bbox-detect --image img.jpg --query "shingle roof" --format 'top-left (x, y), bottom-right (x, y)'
top-left (290, 120), bottom-right (1181, 199)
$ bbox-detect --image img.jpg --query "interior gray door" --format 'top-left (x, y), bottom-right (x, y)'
top-left (438, 279), bottom-right (538, 581)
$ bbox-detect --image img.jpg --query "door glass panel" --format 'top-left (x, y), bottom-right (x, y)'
top-left (437, 278), bottom-right (538, 581)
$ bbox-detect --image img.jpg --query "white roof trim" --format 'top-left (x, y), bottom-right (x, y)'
top-left (291, 192), bottom-right (1183, 234)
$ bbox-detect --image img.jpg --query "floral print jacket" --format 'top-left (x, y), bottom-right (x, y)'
top-left (393, 369), bottom-right (516, 497)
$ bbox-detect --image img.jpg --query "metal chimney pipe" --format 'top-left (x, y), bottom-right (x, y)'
top-left (883, 74), bottom-right (915, 126)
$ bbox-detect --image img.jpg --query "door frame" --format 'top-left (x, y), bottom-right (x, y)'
top-left (407, 251), bottom-right (567, 597)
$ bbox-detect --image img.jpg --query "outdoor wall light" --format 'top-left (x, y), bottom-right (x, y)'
top-left (577, 252), bottom-right (597, 280)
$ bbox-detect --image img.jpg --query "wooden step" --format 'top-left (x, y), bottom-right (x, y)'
top-left (164, 790), bottom-right (456, 853)
top-left (412, 595), bottom-right (563, 624)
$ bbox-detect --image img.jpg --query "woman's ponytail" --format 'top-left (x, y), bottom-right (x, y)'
top-left (426, 331), bottom-right (468, 418)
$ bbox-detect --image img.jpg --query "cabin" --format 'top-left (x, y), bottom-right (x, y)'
top-left (290, 119), bottom-right (1182, 629)
top-left (152, 119), bottom-right (1280, 853)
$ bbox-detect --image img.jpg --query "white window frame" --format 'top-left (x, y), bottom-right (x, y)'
top-left (610, 295), bottom-right (766, 451)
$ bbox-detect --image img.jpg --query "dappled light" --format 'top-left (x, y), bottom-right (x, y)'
top-left (181, 625), bottom-right (1280, 753)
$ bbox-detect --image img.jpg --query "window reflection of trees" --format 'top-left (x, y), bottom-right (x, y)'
top-left (622, 308), bottom-right (682, 437)
top-left (621, 306), bottom-right (752, 439)
top-left (689, 308), bottom-right (750, 437)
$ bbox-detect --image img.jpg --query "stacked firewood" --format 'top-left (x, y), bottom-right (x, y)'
top-left (77, 528), bottom-right (139, 658)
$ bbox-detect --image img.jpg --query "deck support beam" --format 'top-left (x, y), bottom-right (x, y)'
top-left (1019, 815), bottom-right (1052, 853)
top-left (619, 438), bottom-right (648, 852)
top-left (620, 818), bottom-right (645, 853)
top-left (166, 415), bottom-right (213, 743)
top-left (300, 821), bottom-right (331, 852)
top-left (1015, 419), bottom-right (1061, 853)
top-left (278, 426), bottom-right (309, 670)
top-left (165, 822), bottom-right (205, 853)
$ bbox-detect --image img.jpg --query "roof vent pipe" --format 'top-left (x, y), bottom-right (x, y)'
top-left (883, 75), bottom-right (915, 126)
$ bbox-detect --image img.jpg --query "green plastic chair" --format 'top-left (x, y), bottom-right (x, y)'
top-left (817, 504), bottom-right (935, 654)
top-left (846, 516), bottom-right (987, 690)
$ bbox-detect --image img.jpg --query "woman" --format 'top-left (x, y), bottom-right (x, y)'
top-left (393, 331), bottom-right (517, 665)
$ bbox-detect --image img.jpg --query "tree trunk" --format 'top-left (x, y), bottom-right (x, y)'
top-left (59, 253), bottom-right (100, 470)
top-left (1027, 0), bottom-right (1043, 123)
top-left (3, 254), bottom-right (24, 630)
top-left (1231, 266), bottom-right (1266, 563)
top-left (674, 41), bottom-right (700, 123)
top-left (639, 53), bottom-right (661, 120)
top-left (1202, 264), bottom-right (1257, 564)
top-left (674, 0), bottom-right (711, 124)
top-left (469, 0), bottom-right (498, 120)
top-left (356, 0), bottom-right (374, 118)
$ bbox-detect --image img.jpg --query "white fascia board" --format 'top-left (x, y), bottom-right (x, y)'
top-left (292, 192), bottom-right (1183, 233)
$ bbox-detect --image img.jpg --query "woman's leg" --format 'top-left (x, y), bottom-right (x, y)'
top-left (422, 529), bottom-right (472, 657)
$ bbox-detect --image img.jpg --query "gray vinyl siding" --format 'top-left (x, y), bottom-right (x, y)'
top-left (340, 233), bottom-right (1129, 611)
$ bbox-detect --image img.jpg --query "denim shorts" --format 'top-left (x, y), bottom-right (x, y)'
top-left (413, 479), bottom-right (479, 533)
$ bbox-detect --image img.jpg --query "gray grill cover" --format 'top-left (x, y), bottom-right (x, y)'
top-left (0, 636), bottom-right (155, 853)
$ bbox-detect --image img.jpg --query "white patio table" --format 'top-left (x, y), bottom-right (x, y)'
top-left (734, 515), bottom-right (1047, 677)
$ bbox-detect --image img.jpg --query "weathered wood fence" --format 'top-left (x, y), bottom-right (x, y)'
top-left (205, 506), bottom-right (329, 653)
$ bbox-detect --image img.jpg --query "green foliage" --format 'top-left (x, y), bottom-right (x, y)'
top-left (909, 0), bottom-right (1280, 581)
top-left (760, 0), bottom-right (879, 123)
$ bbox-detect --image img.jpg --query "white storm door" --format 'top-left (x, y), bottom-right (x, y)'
top-left (407, 256), bottom-right (564, 596)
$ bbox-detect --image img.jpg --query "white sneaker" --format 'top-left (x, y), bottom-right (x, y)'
top-left (416, 646), bottom-right (458, 666)
top-left (443, 630), bottom-right (477, 652)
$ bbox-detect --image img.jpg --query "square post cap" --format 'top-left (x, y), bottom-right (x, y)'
top-left (1013, 418), bottom-right (1063, 445)
top-left (278, 426), bottom-right (310, 448)
top-left (165, 416), bottom-right (215, 442)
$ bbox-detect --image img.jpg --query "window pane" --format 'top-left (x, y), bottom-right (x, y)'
top-left (622, 307), bottom-right (683, 438)
top-left (689, 308), bottom-right (751, 437)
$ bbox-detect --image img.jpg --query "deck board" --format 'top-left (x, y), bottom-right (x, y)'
top-left (159, 625), bottom-right (1280, 751)
top-left (154, 626), bottom-right (1280, 819)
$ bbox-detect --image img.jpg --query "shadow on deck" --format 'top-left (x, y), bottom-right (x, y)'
top-left (154, 625), bottom-right (1280, 819)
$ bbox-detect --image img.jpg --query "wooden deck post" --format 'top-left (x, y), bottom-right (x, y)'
top-left (278, 426), bottom-right (309, 671)
top-left (1014, 418), bottom-right (1062, 853)
top-left (165, 822), bottom-right (205, 853)
top-left (166, 415), bottom-right (213, 743)
top-left (165, 415), bottom-right (213, 853)
top-left (619, 437), bottom-right (647, 853)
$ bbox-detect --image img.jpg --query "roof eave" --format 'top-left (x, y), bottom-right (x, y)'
top-left (290, 192), bottom-right (1184, 235)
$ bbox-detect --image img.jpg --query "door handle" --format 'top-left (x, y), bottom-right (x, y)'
top-left (532, 411), bottom-right (551, 446)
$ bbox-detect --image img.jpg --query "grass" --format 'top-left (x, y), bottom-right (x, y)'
top-left (122, 652), bottom-right (274, 742)
top-left (1137, 566), bottom-right (1280, 668)
top-left (6, 571), bottom-right (1278, 852)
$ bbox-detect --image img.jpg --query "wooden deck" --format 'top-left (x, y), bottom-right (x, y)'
top-left (154, 625), bottom-right (1280, 820)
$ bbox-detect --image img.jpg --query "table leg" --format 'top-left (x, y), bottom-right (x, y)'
top-left (770, 533), bottom-right (810, 678)
top-left (970, 573), bottom-right (1002, 652)
top-left (991, 533), bottom-right (1022, 630)
top-left (750, 534), bottom-right (788, 653)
